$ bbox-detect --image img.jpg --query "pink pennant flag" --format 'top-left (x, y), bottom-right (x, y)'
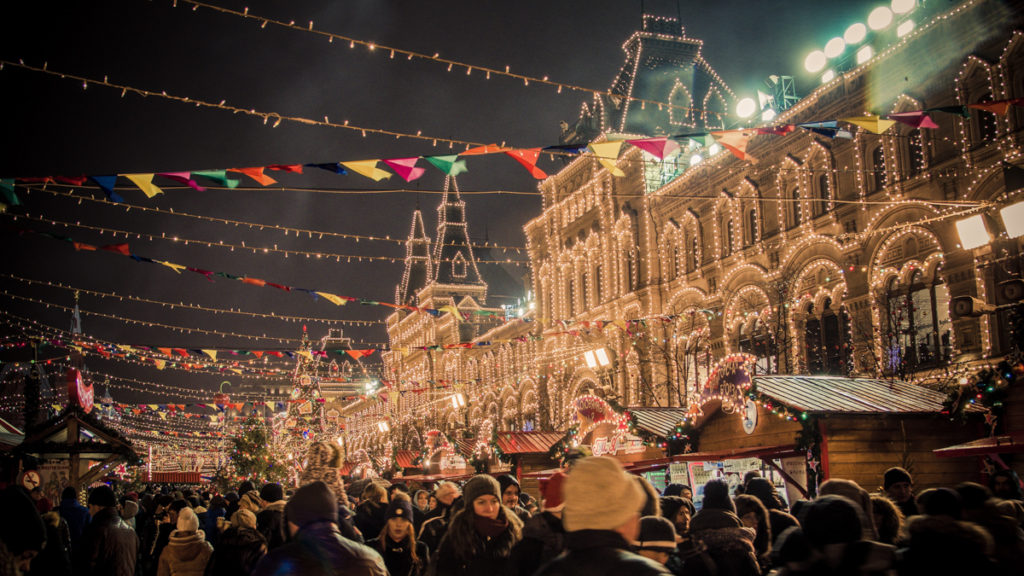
top-left (505, 148), bottom-right (547, 179)
top-left (382, 157), bottom-right (427, 182)
top-left (157, 172), bottom-right (206, 191)
top-left (710, 130), bottom-right (758, 163)
top-left (626, 137), bottom-right (681, 160)
top-left (886, 111), bottom-right (939, 129)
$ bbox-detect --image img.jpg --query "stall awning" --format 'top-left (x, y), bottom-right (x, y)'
top-left (396, 450), bottom-right (419, 469)
top-left (339, 461), bottom-right (356, 476)
top-left (933, 433), bottom-right (1024, 458)
top-left (752, 375), bottom-right (961, 415)
top-left (495, 431), bottom-right (564, 454)
top-left (628, 408), bottom-right (691, 437)
top-left (521, 445), bottom-right (802, 479)
top-left (392, 472), bottom-right (474, 483)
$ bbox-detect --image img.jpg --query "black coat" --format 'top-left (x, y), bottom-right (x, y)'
top-left (256, 501), bottom-right (287, 550)
top-left (73, 507), bottom-right (139, 576)
top-left (251, 521), bottom-right (387, 576)
top-left (431, 514), bottom-right (520, 576)
top-left (689, 509), bottom-right (761, 576)
top-left (365, 535), bottom-right (429, 576)
top-left (355, 501), bottom-right (388, 540)
top-left (417, 505), bottom-right (453, 553)
top-left (533, 530), bottom-right (671, 576)
top-left (203, 526), bottom-right (267, 576)
top-left (512, 511), bottom-right (566, 576)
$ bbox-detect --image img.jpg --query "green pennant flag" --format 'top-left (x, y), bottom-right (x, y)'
top-left (927, 105), bottom-right (970, 118)
top-left (425, 155), bottom-right (469, 176)
top-left (0, 179), bottom-right (21, 207)
top-left (193, 170), bottom-right (240, 188)
top-left (688, 134), bottom-right (715, 148)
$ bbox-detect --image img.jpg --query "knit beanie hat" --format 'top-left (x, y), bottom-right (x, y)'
top-left (231, 508), bottom-right (258, 530)
top-left (801, 495), bottom-right (862, 548)
top-left (88, 485), bottom-right (117, 508)
top-left (883, 467), bottom-right (912, 490)
top-left (540, 471), bottom-right (568, 512)
top-left (238, 480), bottom-right (256, 495)
top-left (121, 500), bottom-right (139, 521)
top-left (0, 487), bottom-right (46, 555)
top-left (745, 477), bottom-right (782, 510)
top-left (663, 483), bottom-right (689, 497)
top-left (286, 481), bottom-right (338, 529)
top-left (660, 495), bottom-right (694, 520)
top-left (917, 487), bottom-right (962, 519)
top-left (299, 442), bottom-right (348, 503)
top-left (497, 474), bottom-right (520, 497)
top-left (563, 456), bottom-right (645, 532)
top-left (385, 498), bottom-right (414, 522)
top-left (636, 516), bottom-right (678, 553)
top-left (700, 479), bottom-right (735, 513)
top-left (463, 475), bottom-right (502, 506)
top-left (177, 507), bottom-right (200, 532)
top-left (260, 483), bottom-right (284, 503)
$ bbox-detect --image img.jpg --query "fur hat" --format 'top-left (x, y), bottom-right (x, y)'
top-left (883, 467), bottom-right (912, 490)
top-left (539, 471), bottom-right (568, 512)
top-left (88, 485), bottom-right (117, 508)
top-left (660, 495), bottom-right (694, 520)
top-left (463, 475), bottom-right (502, 506)
top-left (286, 481), bottom-right (337, 529)
top-left (260, 483), bottom-right (284, 503)
top-left (177, 507), bottom-right (200, 532)
top-left (231, 508), bottom-right (258, 530)
top-left (563, 456), bottom-right (644, 532)
top-left (636, 516), bottom-right (678, 553)
top-left (299, 442), bottom-right (347, 503)
top-left (700, 479), bottom-right (735, 513)
top-left (121, 500), bottom-right (139, 520)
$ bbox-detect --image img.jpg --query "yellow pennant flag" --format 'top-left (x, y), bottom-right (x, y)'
top-left (316, 292), bottom-right (348, 306)
top-left (588, 141), bottom-right (626, 177)
top-left (230, 368), bottom-right (243, 375)
top-left (613, 319), bottom-right (629, 332)
top-left (158, 412), bottom-right (168, 420)
top-left (148, 404), bottom-right (159, 411)
top-left (123, 174), bottom-right (165, 198)
top-left (396, 347), bottom-right (409, 357)
top-left (158, 260), bottom-right (186, 274)
top-left (117, 344), bottom-right (132, 352)
top-left (341, 160), bottom-right (392, 182)
top-left (297, 350), bottom-right (314, 361)
top-left (841, 116), bottom-right (897, 134)
top-left (202, 349), bottom-right (218, 361)
top-left (438, 304), bottom-right (460, 317)
top-left (154, 359), bottom-right (166, 370)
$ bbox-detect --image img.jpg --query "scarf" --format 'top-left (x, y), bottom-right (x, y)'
top-left (474, 514), bottom-right (509, 539)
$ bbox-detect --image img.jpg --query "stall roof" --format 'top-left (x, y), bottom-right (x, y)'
top-left (396, 450), bottom-right (419, 469)
top-left (521, 445), bottom-right (801, 479)
top-left (753, 375), bottom-right (954, 415)
top-left (933, 433), bottom-right (1024, 458)
top-left (495, 431), bottom-right (564, 454)
top-left (628, 407), bottom-right (690, 437)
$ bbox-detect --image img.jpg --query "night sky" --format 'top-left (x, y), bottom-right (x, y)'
top-left (0, 0), bottom-right (882, 412)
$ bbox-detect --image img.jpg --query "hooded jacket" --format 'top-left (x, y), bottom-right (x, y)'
top-left (533, 530), bottom-right (671, 576)
top-left (203, 526), bottom-right (267, 576)
top-left (157, 529), bottom-right (213, 576)
top-left (256, 500), bottom-right (287, 550)
top-left (688, 508), bottom-right (760, 576)
top-left (73, 507), bottom-right (139, 576)
top-left (252, 521), bottom-right (387, 576)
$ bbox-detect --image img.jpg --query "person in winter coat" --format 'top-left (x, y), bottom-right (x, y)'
top-left (882, 467), bottom-right (918, 518)
top-left (202, 495), bottom-right (227, 547)
top-left (157, 508), bottom-right (212, 576)
top-left (772, 495), bottom-right (895, 576)
top-left (744, 478), bottom-right (799, 544)
top-left (57, 486), bottom-right (91, 549)
top-left (355, 482), bottom-right (390, 540)
top-left (75, 485), bottom-right (139, 576)
top-left (366, 495), bottom-right (429, 576)
top-left (868, 494), bottom-right (904, 546)
top-left (238, 491), bottom-right (263, 515)
top-left (433, 475), bottom-right (523, 576)
top-left (659, 496), bottom-right (715, 576)
top-left (0, 487), bottom-right (48, 576)
top-left (299, 441), bottom-right (363, 543)
top-left (203, 509), bottom-right (267, 576)
top-left (497, 475), bottom-right (532, 521)
top-left (34, 511), bottom-right (72, 576)
top-left (256, 483), bottom-right (287, 550)
top-left (688, 479), bottom-right (760, 576)
top-left (512, 471), bottom-right (568, 576)
top-left (418, 482), bottom-right (460, 552)
top-left (252, 481), bottom-right (387, 576)
top-left (734, 494), bottom-right (772, 572)
top-left (533, 457), bottom-right (670, 576)
top-left (634, 516), bottom-right (680, 566)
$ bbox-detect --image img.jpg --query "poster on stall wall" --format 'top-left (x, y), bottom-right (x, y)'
top-left (781, 456), bottom-right (807, 506)
top-left (38, 462), bottom-right (71, 505)
top-left (687, 461), bottom-right (724, 509)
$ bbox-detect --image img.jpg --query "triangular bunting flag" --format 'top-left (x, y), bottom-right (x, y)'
top-left (841, 116), bottom-right (897, 134)
top-left (157, 172), bottom-right (206, 191)
top-left (297, 350), bottom-right (314, 361)
top-left (316, 292), bottom-right (349, 306)
top-left (968, 100), bottom-right (1013, 115)
top-left (123, 174), bottom-right (164, 198)
top-left (461, 144), bottom-right (511, 156)
top-left (505, 148), bottom-right (548, 179)
top-left (230, 167), bottom-right (278, 186)
top-left (588, 141), bottom-right (625, 176)
top-left (193, 170), bottom-right (240, 188)
top-left (306, 163), bottom-right (347, 175)
top-left (267, 164), bottom-right (304, 173)
top-left (626, 137), bottom-right (681, 160)
top-left (202, 349), bottom-right (218, 361)
top-left (382, 157), bottom-right (426, 182)
top-left (242, 277), bottom-right (266, 287)
top-left (340, 160), bottom-right (392, 182)
top-left (154, 359), bottom-right (166, 370)
top-left (424, 155), bottom-right (469, 176)
top-left (926, 105), bottom-right (970, 118)
top-left (797, 120), bottom-right (838, 129)
top-left (88, 175), bottom-right (124, 202)
top-left (710, 130), bottom-right (758, 163)
top-left (101, 243), bottom-right (131, 256)
top-left (158, 260), bottom-right (186, 274)
top-left (757, 125), bottom-right (796, 136)
top-left (887, 111), bottom-right (939, 129)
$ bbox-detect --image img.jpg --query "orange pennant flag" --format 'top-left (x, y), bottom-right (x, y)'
top-left (505, 148), bottom-right (548, 179)
top-left (73, 242), bottom-right (97, 251)
top-left (969, 100), bottom-right (1013, 115)
top-left (461, 143), bottom-right (511, 156)
top-left (230, 167), bottom-right (278, 186)
top-left (710, 130), bottom-right (759, 163)
top-left (242, 277), bottom-right (266, 287)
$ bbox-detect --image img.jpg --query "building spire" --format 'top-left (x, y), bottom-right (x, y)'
top-left (396, 208), bottom-right (433, 306)
top-left (432, 176), bottom-right (484, 286)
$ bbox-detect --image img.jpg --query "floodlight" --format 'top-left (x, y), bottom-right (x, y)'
top-left (736, 97), bottom-right (756, 118)
top-left (896, 19), bottom-right (914, 37)
top-left (804, 50), bottom-right (827, 73)
top-left (821, 70), bottom-right (836, 84)
top-left (1001, 201), bottom-right (1024, 238)
top-left (709, 143), bottom-right (722, 156)
top-left (595, 348), bottom-right (611, 367)
top-left (844, 22), bottom-right (867, 44)
top-left (584, 350), bottom-right (597, 369)
top-left (761, 108), bottom-right (777, 122)
top-left (868, 7), bottom-right (893, 30)
top-left (856, 45), bottom-right (874, 64)
top-left (824, 37), bottom-right (846, 58)
top-left (689, 154), bottom-right (703, 166)
top-left (892, 0), bottom-right (916, 14)
top-left (955, 215), bottom-right (990, 249)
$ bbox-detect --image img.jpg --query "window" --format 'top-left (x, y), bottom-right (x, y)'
top-left (724, 219), bottom-right (734, 256)
top-left (871, 146), bottom-right (886, 192)
top-left (907, 133), bottom-right (924, 177)
top-left (738, 317), bottom-right (777, 374)
top-left (814, 174), bottom-right (829, 217)
top-left (452, 253), bottom-right (467, 278)
top-left (975, 94), bottom-right (999, 144)
top-left (884, 271), bottom-right (952, 375)
top-left (747, 209), bottom-right (758, 246)
top-left (804, 298), bottom-right (850, 375)
top-left (788, 188), bottom-right (801, 230)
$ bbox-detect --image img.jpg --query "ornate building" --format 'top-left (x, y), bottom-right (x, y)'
top-left (351, 1), bottom-right (1024, 456)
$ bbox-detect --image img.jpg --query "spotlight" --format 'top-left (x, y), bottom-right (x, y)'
top-left (844, 22), bottom-right (867, 44)
top-left (868, 7), bottom-right (894, 30)
top-left (824, 37), bottom-right (846, 58)
top-left (736, 98), bottom-right (756, 118)
top-left (804, 50), bottom-right (827, 73)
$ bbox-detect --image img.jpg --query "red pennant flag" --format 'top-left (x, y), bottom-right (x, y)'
top-left (242, 277), bottom-right (266, 287)
top-left (505, 148), bottom-right (548, 179)
top-left (382, 157), bottom-right (426, 182)
top-left (266, 282), bottom-right (292, 291)
top-left (101, 243), bottom-right (131, 256)
top-left (73, 242), bottom-right (97, 251)
top-left (187, 267), bottom-right (215, 281)
top-left (267, 164), bottom-right (304, 173)
top-left (252, 351), bottom-right (264, 358)
top-left (55, 176), bottom-right (88, 185)
top-left (174, 348), bottom-right (189, 357)
top-left (346, 349), bottom-right (374, 359)
top-left (230, 167), bottom-right (278, 186)
top-left (757, 125), bottom-right (796, 136)
top-left (887, 111), bottom-right (939, 129)
top-left (17, 177), bottom-right (54, 184)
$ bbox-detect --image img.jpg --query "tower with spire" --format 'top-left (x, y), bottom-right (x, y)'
top-left (395, 209), bottom-right (433, 307)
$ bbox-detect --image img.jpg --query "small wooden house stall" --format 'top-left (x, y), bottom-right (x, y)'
top-left (492, 431), bottom-right (564, 498)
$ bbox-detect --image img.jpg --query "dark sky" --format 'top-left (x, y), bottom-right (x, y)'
top-left (0, 0), bottom-right (882, 411)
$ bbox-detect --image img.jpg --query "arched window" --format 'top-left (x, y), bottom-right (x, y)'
top-left (871, 146), bottom-right (886, 192)
top-left (788, 188), bottom-right (801, 230)
top-left (814, 173), bottom-right (829, 217)
top-left (976, 94), bottom-right (999, 143)
top-left (747, 209), bottom-right (758, 246)
top-left (688, 234), bottom-right (699, 271)
top-left (804, 298), bottom-right (850, 375)
top-left (738, 317), bottom-right (777, 374)
top-left (723, 219), bottom-right (733, 256)
top-left (907, 133), bottom-right (925, 177)
top-left (884, 271), bottom-right (952, 375)
top-left (804, 303), bottom-right (824, 374)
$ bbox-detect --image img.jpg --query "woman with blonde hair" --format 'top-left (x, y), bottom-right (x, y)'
top-left (434, 475), bottom-right (523, 576)
top-left (355, 482), bottom-right (389, 539)
top-left (366, 493), bottom-right (429, 576)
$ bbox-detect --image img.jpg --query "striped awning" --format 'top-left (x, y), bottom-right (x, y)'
top-left (494, 431), bottom-right (565, 454)
top-left (628, 408), bottom-right (691, 437)
top-left (752, 375), bottom-right (956, 415)
top-left (396, 450), bottom-right (419, 469)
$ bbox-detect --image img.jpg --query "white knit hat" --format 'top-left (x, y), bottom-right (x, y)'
top-left (176, 507), bottom-right (199, 532)
top-left (563, 456), bottom-right (644, 532)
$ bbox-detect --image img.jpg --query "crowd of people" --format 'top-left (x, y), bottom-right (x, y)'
top-left (2, 443), bottom-right (1023, 576)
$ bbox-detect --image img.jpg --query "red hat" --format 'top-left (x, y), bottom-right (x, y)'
top-left (540, 471), bottom-right (568, 512)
